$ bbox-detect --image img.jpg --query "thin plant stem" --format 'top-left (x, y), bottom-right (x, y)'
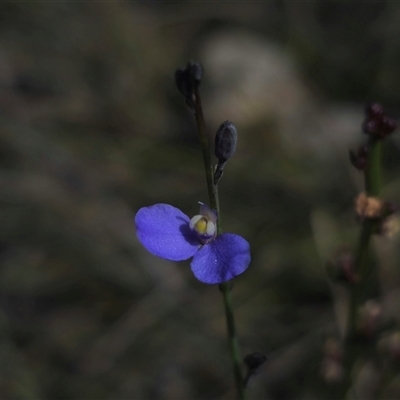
top-left (365, 138), bottom-right (381, 197)
top-left (193, 84), bottom-right (246, 400)
top-left (193, 86), bottom-right (219, 220)
top-left (347, 137), bottom-right (381, 340)
top-left (342, 137), bottom-right (382, 397)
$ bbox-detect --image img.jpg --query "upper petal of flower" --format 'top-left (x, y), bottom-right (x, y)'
top-left (190, 233), bottom-right (251, 284)
top-left (135, 203), bottom-right (200, 261)
top-left (198, 202), bottom-right (217, 223)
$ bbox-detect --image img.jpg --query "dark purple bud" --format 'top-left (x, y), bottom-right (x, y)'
top-left (362, 103), bottom-right (396, 139)
top-left (381, 116), bottom-right (397, 137)
top-left (349, 149), bottom-right (357, 164)
top-left (349, 145), bottom-right (368, 171)
top-left (175, 67), bottom-right (190, 99)
top-left (214, 121), bottom-right (237, 184)
top-left (365, 103), bottom-right (384, 119)
top-left (175, 61), bottom-right (203, 113)
top-left (362, 119), bottom-right (380, 135)
top-left (188, 62), bottom-right (203, 84)
top-left (215, 121), bottom-right (237, 163)
top-left (349, 150), bottom-right (365, 170)
top-left (243, 352), bottom-right (267, 387)
top-left (359, 144), bottom-right (369, 157)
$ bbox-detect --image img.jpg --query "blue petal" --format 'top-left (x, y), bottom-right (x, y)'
top-left (135, 204), bottom-right (200, 261)
top-left (190, 233), bottom-right (251, 284)
top-left (198, 202), bottom-right (217, 223)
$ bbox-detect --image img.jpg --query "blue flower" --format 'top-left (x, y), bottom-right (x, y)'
top-left (135, 202), bottom-right (251, 284)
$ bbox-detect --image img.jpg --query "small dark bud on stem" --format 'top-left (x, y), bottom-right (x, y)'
top-left (365, 103), bottom-right (384, 119)
top-left (243, 352), bottom-right (267, 387)
top-left (189, 62), bottom-right (203, 84)
top-left (175, 61), bottom-right (203, 113)
top-left (214, 121), bottom-right (237, 184)
top-left (381, 115), bottom-right (397, 136)
top-left (215, 121), bottom-right (237, 162)
top-left (175, 68), bottom-right (190, 98)
top-left (362, 102), bottom-right (396, 139)
top-left (349, 144), bottom-right (369, 171)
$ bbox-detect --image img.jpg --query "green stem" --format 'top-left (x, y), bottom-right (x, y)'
top-left (193, 84), bottom-right (245, 400)
top-left (193, 86), bottom-right (219, 216)
top-left (342, 137), bottom-right (382, 397)
top-left (347, 138), bottom-right (381, 340)
top-left (221, 282), bottom-right (246, 399)
top-left (365, 138), bottom-right (381, 196)
top-left (347, 219), bottom-right (374, 340)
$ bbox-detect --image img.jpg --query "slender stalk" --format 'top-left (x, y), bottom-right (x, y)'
top-left (365, 139), bottom-right (381, 197)
top-left (346, 220), bottom-right (374, 341)
top-left (193, 84), bottom-right (246, 399)
top-left (342, 137), bottom-right (382, 397)
top-left (221, 282), bottom-right (246, 399)
top-left (347, 137), bottom-right (381, 340)
top-left (193, 86), bottom-right (219, 217)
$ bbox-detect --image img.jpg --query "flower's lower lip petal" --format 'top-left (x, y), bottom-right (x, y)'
top-left (135, 204), bottom-right (200, 261)
top-left (190, 233), bottom-right (251, 284)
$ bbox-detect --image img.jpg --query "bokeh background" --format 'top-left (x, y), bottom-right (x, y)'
top-left (1, 2), bottom-right (400, 399)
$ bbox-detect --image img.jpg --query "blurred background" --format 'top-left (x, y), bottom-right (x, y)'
top-left (1, 2), bottom-right (400, 399)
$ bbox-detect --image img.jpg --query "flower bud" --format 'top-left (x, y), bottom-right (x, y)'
top-left (349, 144), bottom-right (368, 171)
top-left (188, 62), bottom-right (203, 84)
top-left (175, 61), bottom-right (203, 113)
top-left (365, 102), bottom-right (384, 119)
top-left (362, 120), bottom-right (380, 135)
top-left (381, 115), bottom-right (397, 137)
top-left (214, 121), bottom-right (237, 184)
top-left (215, 121), bottom-right (237, 162)
top-left (362, 102), bottom-right (396, 139)
top-left (175, 68), bottom-right (190, 99)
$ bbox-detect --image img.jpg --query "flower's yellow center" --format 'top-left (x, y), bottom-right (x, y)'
top-left (194, 217), bottom-right (208, 234)
top-left (189, 214), bottom-right (216, 240)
